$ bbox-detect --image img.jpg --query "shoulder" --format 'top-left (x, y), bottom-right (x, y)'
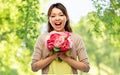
top-left (71, 32), bottom-right (82, 40)
top-left (71, 32), bottom-right (85, 45)
top-left (37, 32), bottom-right (49, 41)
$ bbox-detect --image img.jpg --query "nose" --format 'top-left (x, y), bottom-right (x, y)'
top-left (55, 16), bottom-right (60, 20)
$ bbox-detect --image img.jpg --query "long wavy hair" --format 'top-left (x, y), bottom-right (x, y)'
top-left (47, 3), bottom-right (72, 32)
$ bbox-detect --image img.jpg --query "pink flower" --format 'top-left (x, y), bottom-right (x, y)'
top-left (54, 36), bottom-right (64, 48)
top-left (47, 33), bottom-right (60, 50)
top-left (47, 39), bottom-right (54, 50)
top-left (46, 31), bottom-right (72, 52)
top-left (60, 40), bottom-right (70, 52)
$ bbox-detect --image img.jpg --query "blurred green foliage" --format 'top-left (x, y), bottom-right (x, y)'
top-left (73, 0), bottom-right (120, 75)
top-left (0, 0), bottom-right (119, 75)
top-left (0, 0), bottom-right (46, 75)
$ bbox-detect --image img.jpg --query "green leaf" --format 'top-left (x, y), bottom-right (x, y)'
top-left (53, 46), bottom-right (60, 52)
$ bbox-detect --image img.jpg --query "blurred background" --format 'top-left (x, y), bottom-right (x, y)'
top-left (0, 0), bottom-right (120, 75)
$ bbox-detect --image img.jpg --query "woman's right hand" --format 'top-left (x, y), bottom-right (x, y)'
top-left (51, 52), bottom-right (59, 60)
top-left (31, 52), bottom-right (59, 71)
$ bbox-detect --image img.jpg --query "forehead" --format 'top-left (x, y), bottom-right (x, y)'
top-left (51, 7), bottom-right (63, 14)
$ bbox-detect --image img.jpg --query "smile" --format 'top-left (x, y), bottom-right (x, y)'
top-left (55, 22), bottom-right (62, 26)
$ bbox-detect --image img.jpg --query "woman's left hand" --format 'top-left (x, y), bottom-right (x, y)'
top-left (58, 52), bottom-right (69, 61)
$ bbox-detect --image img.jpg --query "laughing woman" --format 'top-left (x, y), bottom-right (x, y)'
top-left (31, 3), bottom-right (90, 74)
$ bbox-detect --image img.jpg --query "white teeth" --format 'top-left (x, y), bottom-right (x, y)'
top-left (55, 22), bottom-right (60, 24)
top-left (55, 22), bottom-right (61, 25)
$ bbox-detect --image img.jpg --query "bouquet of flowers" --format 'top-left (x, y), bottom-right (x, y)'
top-left (46, 31), bottom-right (72, 61)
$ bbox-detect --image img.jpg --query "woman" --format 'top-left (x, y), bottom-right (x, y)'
top-left (31, 3), bottom-right (90, 74)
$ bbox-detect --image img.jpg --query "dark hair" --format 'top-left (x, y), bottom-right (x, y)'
top-left (47, 3), bottom-right (72, 32)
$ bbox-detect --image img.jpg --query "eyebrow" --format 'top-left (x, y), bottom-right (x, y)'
top-left (51, 11), bottom-right (64, 15)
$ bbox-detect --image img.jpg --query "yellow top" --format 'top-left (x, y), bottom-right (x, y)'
top-left (48, 57), bottom-right (73, 75)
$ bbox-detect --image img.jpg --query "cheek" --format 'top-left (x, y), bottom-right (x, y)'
top-left (63, 18), bottom-right (67, 24)
top-left (49, 18), bottom-right (53, 24)
top-left (63, 17), bottom-right (67, 22)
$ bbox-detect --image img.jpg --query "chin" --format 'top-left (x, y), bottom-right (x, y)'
top-left (54, 28), bottom-right (65, 32)
top-left (55, 30), bottom-right (61, 32)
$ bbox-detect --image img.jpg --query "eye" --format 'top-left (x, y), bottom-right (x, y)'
top-left (60, 14), bottom-right (64, 16)
top-left (50, 15), bottom-right (55, 18)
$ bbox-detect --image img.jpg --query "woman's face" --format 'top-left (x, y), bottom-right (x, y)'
top-left (49, 7), bottom-right (67, 32)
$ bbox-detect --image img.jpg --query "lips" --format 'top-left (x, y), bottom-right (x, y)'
top-left (55, 22), bottom-right (62, 26)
